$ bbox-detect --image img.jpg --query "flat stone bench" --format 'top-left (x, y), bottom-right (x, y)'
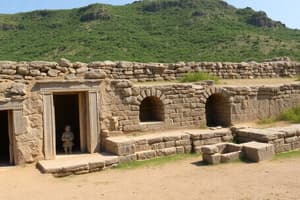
top-left (234, 124), bottom-right (300, 153)
top-left (37, 153), bottom-right (119, 177)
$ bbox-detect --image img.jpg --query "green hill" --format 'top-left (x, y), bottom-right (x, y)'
top-left (0, 0), bottom-right (299, 62)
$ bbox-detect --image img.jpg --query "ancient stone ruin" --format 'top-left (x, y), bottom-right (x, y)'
top-left (0, 58), bottom-right (299, 174)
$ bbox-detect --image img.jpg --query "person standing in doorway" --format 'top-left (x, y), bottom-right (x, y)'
top-left (61, 125), bottom-right (74, 154)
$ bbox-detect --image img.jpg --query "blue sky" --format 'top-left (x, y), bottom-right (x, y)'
top-left (0, 0), bottom-right (299, 29)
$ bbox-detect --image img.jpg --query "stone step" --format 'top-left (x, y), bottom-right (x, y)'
top-left (104, 128), bottom-right (232, 156)
top-left (37, 153), bottom-right (119, 177)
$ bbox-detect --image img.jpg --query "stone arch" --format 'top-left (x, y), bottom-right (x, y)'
top-left (139, 96), bottom-right (164, 122)
top-left (204, 88), bottom-right (231, 127)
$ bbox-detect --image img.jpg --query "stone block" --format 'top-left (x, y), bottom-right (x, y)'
top-left (148, 136), bottom-right (163, 144)
top-left (226, 143), bottom-right (242, 152)
top-left (165, 141), bottom-right (175, 148)
top-left (201, 145), bottom-right (218, 154)
top-left (194, 146), bottom-right (202, 154)
top-left (202, 137), bottom-right (222, 145)
top-left (151, 142), bottom-right (165, 150)
top-left (222, 135), bottom-right (233, 142)
top-left (176, 146), bottom-right (185, 154)
top-left (136, 150), bottom-right (156, 160)
top-left (275, 144), bottom-right (291, 153)
top-left (135, 144), bottom-right (151, 151)
top-left (175, 139), bottom-right (191, 146)
top-left (119, 154), bottom-right (137, 163)
top-left (242, 142), bottom-right (275, 162)
top-left (156, 147), bottom-right (177, 156)
top-left (221, 151), bottom-right (242, 163)
top-left (203, 153), bottom-right (221, 165)
top-left (184, 145), bottom-right (192, 153)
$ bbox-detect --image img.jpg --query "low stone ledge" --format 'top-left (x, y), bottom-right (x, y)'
top-left (37, 154), bottom-right (119, 177)
top-left (234, 125), bottom-right (300, 153)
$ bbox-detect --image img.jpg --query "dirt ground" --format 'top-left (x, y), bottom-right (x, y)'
top-left (1, 156), bottom-right (300, 200)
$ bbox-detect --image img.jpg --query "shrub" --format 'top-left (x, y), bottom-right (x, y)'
top-left (80, 6), bottom-right (111, 22)
top-left (279, 105), bottom-right (300, 123)
top-left (180, 72), bottom-right (220, 83)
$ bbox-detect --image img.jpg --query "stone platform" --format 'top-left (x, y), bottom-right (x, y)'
top-left (234, 124), bottom-right (300, 153)
top-left (37, 153), bottom-right (119, 177)
top-left (104, 128), bottom-right (232, 162)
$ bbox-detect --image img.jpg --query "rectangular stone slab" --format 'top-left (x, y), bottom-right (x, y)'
top-left (242, 142), bottom-right (275, 162)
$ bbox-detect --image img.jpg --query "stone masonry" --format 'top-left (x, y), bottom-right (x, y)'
top-left (0, 58), bottom-right (300, 165)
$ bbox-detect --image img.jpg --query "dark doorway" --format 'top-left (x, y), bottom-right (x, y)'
top-left (54, 94), bottom-right (81, 154)
top-left (205, 94), bottom-right (231, 127)
top-left (139, 96), bottom-right (164, 122)
top-left (0, 110), bottom-right (10, 164)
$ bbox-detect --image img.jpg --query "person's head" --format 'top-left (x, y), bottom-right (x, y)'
top-left (65, 125), bottom-right (71, 132)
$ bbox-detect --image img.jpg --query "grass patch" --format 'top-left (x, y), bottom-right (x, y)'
top-left (279, 105), bottom-right (300, 123)
top-left (257, 105), bottom-right (300, 125)
top-left (295, 75), bottom-right (300, 81)
top-left (257, 117), bottom-right (278, 125)
top-left (273, 150), bottom-right (300, 160)
top-left (115, 153), bottom-right (199, 170)
top-left (180, 72), bottom-right (220, 83)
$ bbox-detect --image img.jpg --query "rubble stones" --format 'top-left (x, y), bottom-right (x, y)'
top-left (0, 59), bottom-right (297, 81)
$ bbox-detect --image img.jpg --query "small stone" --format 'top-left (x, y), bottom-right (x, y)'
top-left (47, 69), bottom-right (59, 77)
top-left (59, 58), bottom-right (73, 67)
top-left (6, 83), bottom-right (26, 96)
top-left (85, 70), bottom-right (107, 79)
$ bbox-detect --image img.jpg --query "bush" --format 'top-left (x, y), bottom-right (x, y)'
top-left (180, 72), bottom-right (220, 83)
top-left (80, 6), bottom-right (111, 22)
top-left (279, 105), bottom-right (300, 123)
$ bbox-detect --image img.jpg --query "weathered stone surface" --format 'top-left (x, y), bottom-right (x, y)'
top-left (47, 69), bottom-right (59, 77)
top-left (156, 147), bottom-right (176, 156)
top-left (59, 58), bottom-right (73, 67)
top-left (242, 142), bottom-right (275, 162)
top-left (136, 150), bottom-right (156, 160)
top-left (203, 153), bottom-right (221, 164)
top-left (201, 145), bottom-right (218, 154)
top-left (85, 70), bottom-right (107, 79)
top-left (6, 83), bottom-right (26, 96)
top-left (221, 151), bottom-right (242, 163)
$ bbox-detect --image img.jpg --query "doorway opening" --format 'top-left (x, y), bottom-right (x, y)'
top-left (139, 96), bottom-right (164, 122)
top-left (205, 93), bottom-right (231, 127)
top-left (53, 93), bottom-right (86, 154)
top-left (0, 110), bottom-right (11, 165)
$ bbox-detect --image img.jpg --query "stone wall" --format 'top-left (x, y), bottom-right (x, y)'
top-left (100, 80), bottom-right (209, 136)
top-left (101, 81), bottom-right (300, 137)
top-left (227, 84), bottom-right (300, 123)
top-left (0, 58), bottom-right (299, 82)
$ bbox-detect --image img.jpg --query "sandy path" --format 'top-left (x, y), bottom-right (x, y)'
top-left (0, 156), bottom-right (300, 200)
